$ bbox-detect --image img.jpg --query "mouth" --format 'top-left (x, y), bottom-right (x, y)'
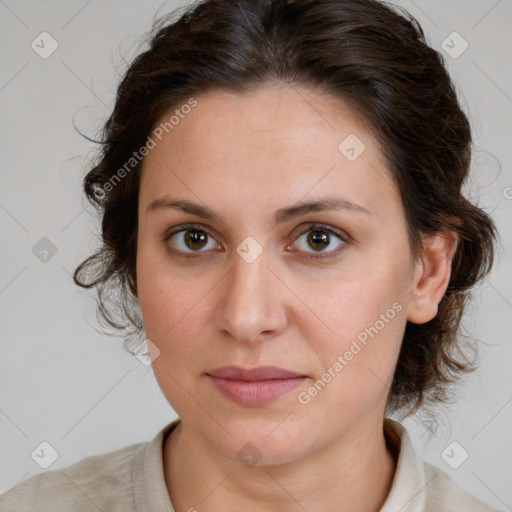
top-left (206, 365), bottom-right (308, 406)
top-left (207, 365), bottom-right (307, 381)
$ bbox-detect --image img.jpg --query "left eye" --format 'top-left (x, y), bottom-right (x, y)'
top-left (292, 225), bottom-right (346, 258)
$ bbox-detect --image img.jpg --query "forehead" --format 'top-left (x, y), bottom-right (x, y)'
top-left (139, 85), bottom-right (400, 222)
top-left (144, 84), bottom-right (378, 164)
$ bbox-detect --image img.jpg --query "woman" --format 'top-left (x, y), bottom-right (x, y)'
top-left (0, 0), bottom-right (501, 510)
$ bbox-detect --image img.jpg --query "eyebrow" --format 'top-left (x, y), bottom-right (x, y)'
top-left (146, 195), bottom-right (372, 227)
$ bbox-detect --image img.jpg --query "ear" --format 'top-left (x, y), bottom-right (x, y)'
top-left (407, 228), bottom-right (459, 324)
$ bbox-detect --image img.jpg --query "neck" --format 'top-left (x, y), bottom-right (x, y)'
top-left (163, 416), bottom-right (398, 512)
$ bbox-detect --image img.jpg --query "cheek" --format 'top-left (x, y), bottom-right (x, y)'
top-left (136, 254), bottom-right (213, 375)
top-left (139, 275), bottom-right (201, 347)
top-left (295, 257), bottom-right (408, 401)
top-left (302, 259), bottom-right (408, 346)
top-left (137, 266), bottom-right (211, 412)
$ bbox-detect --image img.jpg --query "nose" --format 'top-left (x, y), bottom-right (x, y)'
top-left (213, 247), bottom-right (288, 343)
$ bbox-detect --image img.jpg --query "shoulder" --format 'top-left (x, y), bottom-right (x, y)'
top-left (422, 460), bottom-right (503, 512)
top-left (0, 441), bottom-right (143, 512)
top-left (382, 418), bottom-right (504, 512)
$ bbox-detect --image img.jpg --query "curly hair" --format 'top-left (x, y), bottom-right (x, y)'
top-left (73, 0), bottom-right (498, 419)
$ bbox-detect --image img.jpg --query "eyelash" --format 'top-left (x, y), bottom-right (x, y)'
top-left (163, 223), bottom-right (349, 260)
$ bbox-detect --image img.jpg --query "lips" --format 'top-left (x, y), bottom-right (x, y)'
top-left (207, 365), bottom-right (306, 381)
top-left (206, 366), bottom-right (308, 406)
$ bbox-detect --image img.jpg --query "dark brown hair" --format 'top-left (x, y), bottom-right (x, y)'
top-left (74, 0), bottom-right (498, 419)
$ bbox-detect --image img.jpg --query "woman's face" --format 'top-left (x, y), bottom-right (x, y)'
top-left (136, 85), bottom-right (424, 465)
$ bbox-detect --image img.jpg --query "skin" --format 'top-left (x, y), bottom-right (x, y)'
top-left (136, 84), bottom-right (458, 512)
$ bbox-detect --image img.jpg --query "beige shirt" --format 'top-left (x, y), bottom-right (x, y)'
top-left (0, 418), bottom-right (501, 511)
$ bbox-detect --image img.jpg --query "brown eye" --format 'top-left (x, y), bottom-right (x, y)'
top-left (183, 230), bottom-right (208, 250)
top-left (306, 230), bottom-right (330, 251)
top-left (165, 225), bottom-right (220, 255)
top-left (293, 224), bottom-right (347, 259)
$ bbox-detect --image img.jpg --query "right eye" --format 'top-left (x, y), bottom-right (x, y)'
top-left (164, 224), bottom-right (222, 257)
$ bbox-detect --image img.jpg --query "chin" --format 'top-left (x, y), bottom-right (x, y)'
top-left (201, 417), bottom-right (309, 467)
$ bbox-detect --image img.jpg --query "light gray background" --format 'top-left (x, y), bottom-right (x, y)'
top-left (0, 0), bottom-right (511, 509)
